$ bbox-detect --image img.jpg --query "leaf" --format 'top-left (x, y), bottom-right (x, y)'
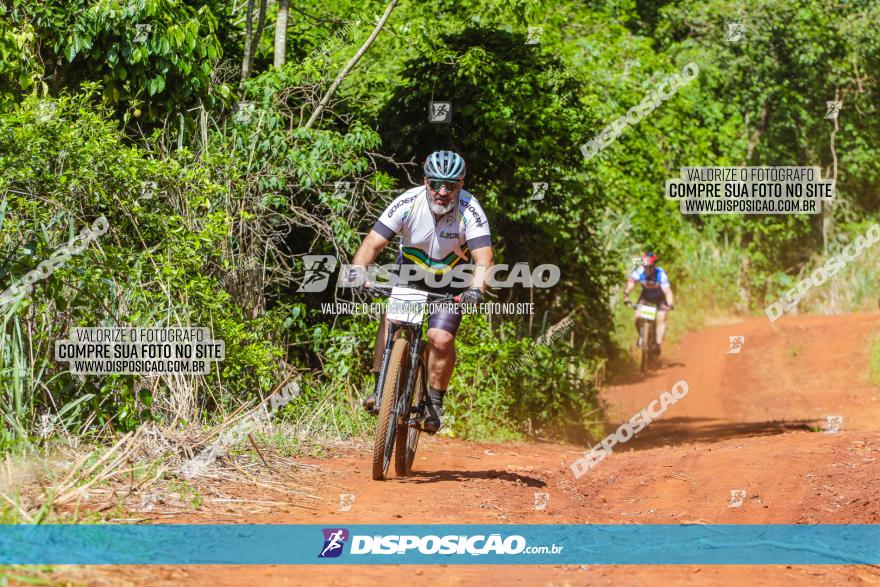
top-left (57, 393), bottom-right (96, 419)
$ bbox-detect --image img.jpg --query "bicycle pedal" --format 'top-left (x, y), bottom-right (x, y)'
top-left (409, 420), bottom-right (439, 435)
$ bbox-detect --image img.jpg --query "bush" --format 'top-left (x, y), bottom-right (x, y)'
top-left (448, 313), bottom-right (604, 442)
top-left (0, 93), bottom-right (287, 447)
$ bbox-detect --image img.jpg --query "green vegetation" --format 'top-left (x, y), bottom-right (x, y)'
top-left (0, 0), bottom-right (878, 455)
top-left (0, 567), bottom-right (55, 586)
top-left (868, 336), bottom-right (880, 387)
top-left (168, 479), bottom-right (203, 509)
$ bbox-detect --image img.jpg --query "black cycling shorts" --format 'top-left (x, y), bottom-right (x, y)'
top-left (638, 289), bottom-right (668, 308)
top-left (428, 305), bottom-right (463, 336)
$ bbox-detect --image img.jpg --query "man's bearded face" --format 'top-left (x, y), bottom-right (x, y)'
top-left (425, 179), bottom-right (462, 214)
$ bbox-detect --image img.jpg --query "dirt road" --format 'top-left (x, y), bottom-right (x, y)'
top-left (54, 313), bottom-right (880, 586)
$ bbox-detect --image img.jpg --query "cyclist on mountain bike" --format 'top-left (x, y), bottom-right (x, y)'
top-left (623, 251), bottom-right (674, 355)
top-left (349, 151), bottom-right (494, 433)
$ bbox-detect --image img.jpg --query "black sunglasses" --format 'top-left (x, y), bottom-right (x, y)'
top-left (427, 179), bottom-right (461, 192)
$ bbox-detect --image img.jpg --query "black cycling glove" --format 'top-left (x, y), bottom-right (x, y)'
top-left (347, 266), bottom-right (367, 294)
top-left (459, 288), bottom-right (483, 307)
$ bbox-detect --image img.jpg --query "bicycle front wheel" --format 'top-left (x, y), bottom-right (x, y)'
top-left (640, 320), bottom-right (651, 376)
top-left (372, 336), bottom-right (410, 480)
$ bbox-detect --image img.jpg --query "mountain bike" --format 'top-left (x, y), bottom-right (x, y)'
top-left (366, 284), bottom-right (460, 481)
top-left (628, 301), bottom-right (660, 376)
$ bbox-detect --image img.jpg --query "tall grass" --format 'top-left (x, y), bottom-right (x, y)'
top-left (667, 223), bottom-right (745, 330)
top-left (799, 224), bottom-right (880, 315)
top-left (868, 335), bottom-right (880, 387)
top-left (0, 311), bottom-right (32, 450)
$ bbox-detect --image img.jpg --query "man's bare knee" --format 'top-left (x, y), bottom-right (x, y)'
top-left (428, 329), bottom-right (455, 355)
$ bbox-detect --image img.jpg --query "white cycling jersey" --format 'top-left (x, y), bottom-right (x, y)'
top-left (372, 186), bottom-right (492, 285)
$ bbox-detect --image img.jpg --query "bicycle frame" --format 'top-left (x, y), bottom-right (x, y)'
top-left (630, 301), bottom-right (661, 375)
top-left (373, 320), bottom-right (425, 424)
top-left (366, 284), bottom-right (464, 479)
top-left (637, 317), bottom-right (658, 348)
top-left (370, 285), bottom-right (457, 426)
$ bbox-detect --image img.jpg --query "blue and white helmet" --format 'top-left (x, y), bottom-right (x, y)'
top-left (424, 150), bottom-right (466, 180)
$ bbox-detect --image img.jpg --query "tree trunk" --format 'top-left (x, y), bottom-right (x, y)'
top-left (745, 102), bottom-right (768, 162)
top-left (240, 0), bottom-right (268, 88)
top-left (240, 0), bottom-right (255, 87)
top-left (250, 0), bottom-right (268, 74)
top-left (822, 86), bottom-right (840, 254)
top-left (274, 0), bottom-right (289, 68)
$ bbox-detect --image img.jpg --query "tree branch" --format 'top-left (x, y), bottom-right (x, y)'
top-left (239, 0), bottom-right (255, 87)
top-left (303, 0), bottom-right (397, 129)
top-left (746, 102), bottom-right (768, 162)
top-left (239, 0), bottom-right (268, 89)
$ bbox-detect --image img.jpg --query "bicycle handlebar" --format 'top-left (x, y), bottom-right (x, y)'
top-left (625, 300), bottom-right (674, 310)
top-left (365, 283), bottom-right (461, 303)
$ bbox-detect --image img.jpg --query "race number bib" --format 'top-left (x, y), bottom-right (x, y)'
top-left (636, 304), bottom-right (657, 321)
top-left (386, 287), bottom-right (429, 325)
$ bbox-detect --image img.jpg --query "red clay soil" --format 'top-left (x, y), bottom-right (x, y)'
top-left (37, 313), bottom-right (880, 586)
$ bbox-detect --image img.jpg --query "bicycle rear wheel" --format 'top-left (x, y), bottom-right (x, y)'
top-left (395, 351), bottom-right (426, 476)
top-left (372, 336), bottom-right (410, 480)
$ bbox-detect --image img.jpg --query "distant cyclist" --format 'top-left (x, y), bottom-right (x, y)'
top-left (623, 252), bottom-right (674, 355)
top-left (349, 151), bottom-right (494, 433)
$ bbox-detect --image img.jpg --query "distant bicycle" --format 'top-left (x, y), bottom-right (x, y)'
top-left (627, 301), bottom-right (668, 376)
top-left (623, 251), bottom-right (673, 376)
top-left (623, 251), bottom-right (675, 373)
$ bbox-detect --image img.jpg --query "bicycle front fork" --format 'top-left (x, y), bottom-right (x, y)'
top-left (373, 321), bottom-right (397, 409)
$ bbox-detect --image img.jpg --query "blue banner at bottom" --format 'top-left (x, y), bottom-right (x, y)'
top-left (0, 524), bottom-right (876, 565)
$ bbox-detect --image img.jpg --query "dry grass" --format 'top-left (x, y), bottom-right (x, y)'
top-left (0, 409), bottom-right (362, 526)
